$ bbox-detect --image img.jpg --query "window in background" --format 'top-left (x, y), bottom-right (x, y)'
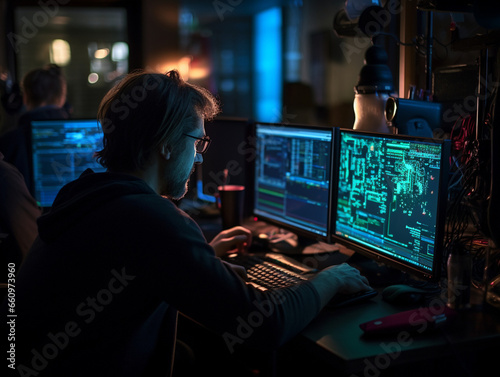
top-left (14, 7), bottom-right (128, 118)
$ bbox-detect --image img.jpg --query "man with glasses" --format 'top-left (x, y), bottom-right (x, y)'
top-left (7, 70), bottom-right (370, 377)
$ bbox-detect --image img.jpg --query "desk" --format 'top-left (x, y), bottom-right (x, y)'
top-left (285, 248), bottom-right (500, 377)
top-left (298, 297), bottom-right (498, 375)
top-left (192, 215), bottom-right (500, 377)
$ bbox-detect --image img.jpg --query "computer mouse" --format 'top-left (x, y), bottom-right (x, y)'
top-left (382, 284), bottom-right (427, 305)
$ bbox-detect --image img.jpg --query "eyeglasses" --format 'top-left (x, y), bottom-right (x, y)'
top-left (183, 134), bottom-right (211, 154)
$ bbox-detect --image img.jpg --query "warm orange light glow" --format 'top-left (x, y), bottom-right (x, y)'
top-left (155, 56), bottom-right (210, 81)
top-left (94, 48), bottom-right (110, 59)
top-left (178, 56), bottom-right (192, 80)
top-left (188, 67), bottom-right (210, 80)
top-left (155, 61), bottom-right (180, 74)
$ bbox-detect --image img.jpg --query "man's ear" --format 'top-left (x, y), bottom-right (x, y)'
top-left (160, 144), bottom-right (171, 160)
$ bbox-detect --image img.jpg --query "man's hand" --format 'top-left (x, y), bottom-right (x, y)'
top-left (311, 263), bottom-right (372, 307)
top-left (322, 263), bottom-right (371, 294)
top-left (210, 226), bottom-right (252, 257)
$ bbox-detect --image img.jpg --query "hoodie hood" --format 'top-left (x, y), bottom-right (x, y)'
top-left (37, 169), bottom-right (156, 243)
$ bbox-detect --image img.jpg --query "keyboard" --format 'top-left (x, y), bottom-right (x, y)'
top-left (224, 252), bottom-right (378, 307)
top-left (225, 253), bottom-right (313, 290)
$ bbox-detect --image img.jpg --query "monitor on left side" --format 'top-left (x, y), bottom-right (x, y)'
top-left (31, 119), bottom-right (106, 208)
top-left (253, 122), bottom-right (336, 243)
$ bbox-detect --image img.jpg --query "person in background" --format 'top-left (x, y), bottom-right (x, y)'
top-left (0, 151), bottom-right (41, 271)
top-left (0, 64), bottom-right (69, 194)
top-left (5, 70), bottom-right (371, 377)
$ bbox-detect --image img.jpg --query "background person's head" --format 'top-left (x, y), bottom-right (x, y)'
top-left (95, 69), bottom-right (219, 197)
top-left (21, 64), bottom-right (67, 111)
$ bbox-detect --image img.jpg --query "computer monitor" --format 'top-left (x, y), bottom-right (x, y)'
top-left (331, 129), bottom-right (450, 281)
top-left (31, 119), bottom-right (106, 208)
top-left (253, 122), bottom-right (335, 242)
top-left (194, 117), bottom-right (255, 215)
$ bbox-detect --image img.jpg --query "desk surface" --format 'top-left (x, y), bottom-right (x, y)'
top-left (299, 286), bottom-right (500, 375)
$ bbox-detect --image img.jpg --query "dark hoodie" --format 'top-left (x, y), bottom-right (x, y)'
top-left (6, 169), bottom-right (321, 377)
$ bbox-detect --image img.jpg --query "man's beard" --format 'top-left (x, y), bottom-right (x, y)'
top-left (161, 165), bottom-right (196, 200)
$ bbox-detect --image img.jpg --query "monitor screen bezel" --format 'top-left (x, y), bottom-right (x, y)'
top-left (330, 128), bottom-right (450, 281)
top-left (253, 122), bottom-right (337, 243)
